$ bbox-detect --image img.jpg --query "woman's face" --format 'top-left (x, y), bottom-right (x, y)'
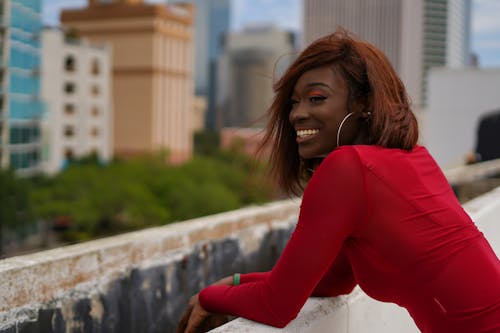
top-left (289, 66), bottom-right (357, 159)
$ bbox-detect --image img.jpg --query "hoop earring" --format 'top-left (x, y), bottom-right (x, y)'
top-left (336, 112), bottom-right (354, 147)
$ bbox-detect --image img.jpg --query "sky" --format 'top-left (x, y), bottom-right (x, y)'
top-left (43, 0), bottom-right (500, 67)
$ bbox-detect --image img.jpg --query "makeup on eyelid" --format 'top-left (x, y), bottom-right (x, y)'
top-left (308, 89), bottom-right (328, 98)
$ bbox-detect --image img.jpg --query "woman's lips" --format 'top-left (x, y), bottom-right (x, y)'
top-left (296, 128), bottom-right (319, 143)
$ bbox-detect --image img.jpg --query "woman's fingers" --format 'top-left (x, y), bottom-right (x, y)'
top-left (185, 307), bottom-right (208, 333)
top-left (177, 294), bottom-right (228, 333)
top-left (176, 303), bottom-right (194, 333)
top-left (207, 314), bottom-right (228, 330)
top-left (185, 303), bottom-right (210, 333)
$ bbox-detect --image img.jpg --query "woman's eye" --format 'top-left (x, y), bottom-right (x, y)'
top-left (290, 99), bottom-right (299, 107)
top-left (309, 95), bottom-right (326, 104)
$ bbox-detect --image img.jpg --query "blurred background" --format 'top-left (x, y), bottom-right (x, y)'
top-left (0, 0), bottom-right (499, 258)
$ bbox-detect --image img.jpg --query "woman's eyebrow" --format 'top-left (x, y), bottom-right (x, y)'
top-left (305, 82), bottom-right (331, 89)
top-left (292, 82), bottom-right (331, 96)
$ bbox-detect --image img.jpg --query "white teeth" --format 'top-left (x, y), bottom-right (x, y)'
top-left (296, 129), bottom-right (319, 137)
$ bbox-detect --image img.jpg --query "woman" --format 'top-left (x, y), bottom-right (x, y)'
top-left (177, 30), bottom-right (500, 333)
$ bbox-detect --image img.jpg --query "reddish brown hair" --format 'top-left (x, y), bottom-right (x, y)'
top-left (261, 29), bottom-right (419, 196)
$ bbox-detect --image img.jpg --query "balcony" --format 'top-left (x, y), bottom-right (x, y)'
top-left (0, 160), bottom-right (499, 333)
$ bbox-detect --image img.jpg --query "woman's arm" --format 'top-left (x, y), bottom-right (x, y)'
top-left (198, 147), bottom-right (368, 328)
top-left (237, 251), bottom-right (355, 296)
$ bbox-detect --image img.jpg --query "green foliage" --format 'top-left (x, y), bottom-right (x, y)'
top-left (0, 168), bottom-right (34, 254)
top-left (194, 130), bottom-right (220, 156)
top-left (26, 148), bottom-right (275, 243)
top-left (30, 159), bottom-right (170, 241)
top-left (0, 168), bottom-right (33, 229)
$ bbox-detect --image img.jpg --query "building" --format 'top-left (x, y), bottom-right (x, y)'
top-left (218, 25), bottom-right (296, 128)
top-left (168, 0), bottom-right (231, 130)
top-left (0, 0), bottom-right (45, 175)
top-left (61, 0), bottom-right (195, 164)
top-left (192, 95), bottom-right (207, 133)
top-left (304, 0), bottom-right (472, 108)
top-left (425, 68), bottom-right (500, 168)
top-left (41, 28), bottom-right (113, 174)
top-left (167, 0), bottom-right (230, 95)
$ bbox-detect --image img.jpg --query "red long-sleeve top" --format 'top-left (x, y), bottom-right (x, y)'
top-left (199, 145), bottom-right (500, 333)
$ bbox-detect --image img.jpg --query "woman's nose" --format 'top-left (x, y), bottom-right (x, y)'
top-left (289, 103), bottom-right (309, 124)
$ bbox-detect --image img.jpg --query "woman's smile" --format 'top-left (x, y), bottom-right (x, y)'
top-left (296, 128), bottom-right (320, 142)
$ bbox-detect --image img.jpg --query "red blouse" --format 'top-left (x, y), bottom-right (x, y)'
top-left (199, 145), bottom-right (500, 333)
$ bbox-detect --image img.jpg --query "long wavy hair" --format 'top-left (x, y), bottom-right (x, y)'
top-left (260, 29), bottom-right (419, 196)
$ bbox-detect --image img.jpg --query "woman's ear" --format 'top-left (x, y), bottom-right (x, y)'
top-left (351, 100), bottom-right (366, 117)
top-left (361, 110), bottom-right (372, 121)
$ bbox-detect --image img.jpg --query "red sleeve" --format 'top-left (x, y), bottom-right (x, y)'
top-left (240, 272), bottom-right (270, 283)
top-left (199, 147), bottom-right (368, 328)
top-left (240, 252), bottom-right (355, 296)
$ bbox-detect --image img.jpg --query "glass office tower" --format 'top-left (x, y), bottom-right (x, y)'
top-left (0, 0), bottom-right (44, 174)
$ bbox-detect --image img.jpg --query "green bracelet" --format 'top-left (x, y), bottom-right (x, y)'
top-left (233, 273), bottom-right (240, 286)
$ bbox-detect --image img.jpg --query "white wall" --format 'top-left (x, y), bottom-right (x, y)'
top-left (424, 68), bottom-right (500, 168)
top-left (41, 28), bottom-right (113, 174)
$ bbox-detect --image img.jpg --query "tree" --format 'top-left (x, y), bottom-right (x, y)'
top-left (0, 168), bottom-right (33, 256)
top-left (26, 149), bottom-right (277, 245)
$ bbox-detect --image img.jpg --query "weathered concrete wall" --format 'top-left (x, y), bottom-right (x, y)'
top-left (0, 201), bottom-right (299, 333)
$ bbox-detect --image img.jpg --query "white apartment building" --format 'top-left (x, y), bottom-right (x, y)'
top-left (41, 28), bottom-right (112, 174)
top-left (304, 0), bottom-right (472, 108)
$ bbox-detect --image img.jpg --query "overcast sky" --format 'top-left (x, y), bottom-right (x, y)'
top-left (43, 0), bottom-right (500, 67)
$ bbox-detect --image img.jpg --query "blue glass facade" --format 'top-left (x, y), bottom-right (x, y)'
top-left (1, 0), bottom-right (45, 173)
top-left (167, 0), bottom-right (231, 129)
top-left (207, 0), bottom-right (230, 130)
top-left (208, 0), bottom-right (230, 61)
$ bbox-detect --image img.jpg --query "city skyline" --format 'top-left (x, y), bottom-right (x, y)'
top-left (43, 0), bottom-right (500, 67)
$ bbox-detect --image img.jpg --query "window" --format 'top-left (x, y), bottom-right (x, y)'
top-left (91, 58), bottom-right (100, 75)
top-left (91, 85), bottom-right (100, 96)
top-left (64, 148), bottom-right (74, 161)
top-left (64, 55), bottom-right (75, 72)
top-left (9, 126), bottom-right (39, 144)
top-left (64, 82), bottom-right (76, 94)
top-left (10, 127), bottom-right (18, 144)
top-left (64, 104), bottom-right (75, 115)
top-left (91, 106), bottom-right (99, 117)
top-left (91, 127), bottom-right (100, 137)
top-left (64, 126), bottom-right (74, 137)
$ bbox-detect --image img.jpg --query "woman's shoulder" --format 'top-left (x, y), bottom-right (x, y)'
top-left (324, 144), bottom-right (430, 169)
top-left (330, 144), bottom-right (426, 158)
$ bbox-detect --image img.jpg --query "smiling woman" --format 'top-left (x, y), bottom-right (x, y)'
top-left (289, 67), bottom-right (356, 159)
top-left (177, 29), bottom-right (500, 333)
top-left (266, 30), bottom-right (417, 195)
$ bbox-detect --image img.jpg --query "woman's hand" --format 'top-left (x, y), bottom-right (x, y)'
top-left (213, 275), bottom-right (233, 286)
top-left (176, 294), bottom-right (228, 333)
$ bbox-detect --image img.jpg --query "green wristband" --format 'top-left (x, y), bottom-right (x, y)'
top-left (233, 273), bottom-right (240, 286)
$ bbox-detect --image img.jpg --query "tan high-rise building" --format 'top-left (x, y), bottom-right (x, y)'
top-left (61, 0), bottom-right (194, 163)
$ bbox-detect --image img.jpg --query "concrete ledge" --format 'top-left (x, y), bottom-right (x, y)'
top-left (208, 186), bottom-right (500, 332)
top-left (210, 288), bottom-right (419, 333)
top-left (462, 185), bottom-right (500, 254)
top-left (445, 157), bottom-right (500, 185)
top-left (0, 200), bottom-right (300, 314)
